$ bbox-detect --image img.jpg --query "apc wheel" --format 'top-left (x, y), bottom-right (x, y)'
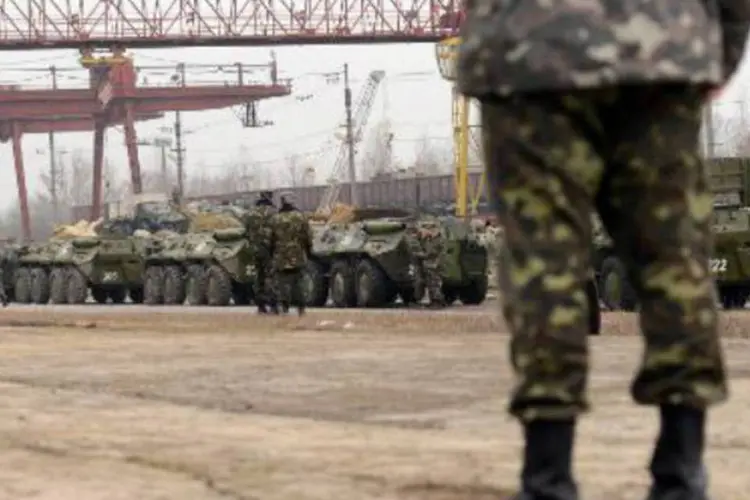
top-left (129, 287), bottom-right (144, 304)
top-left (108, 287), bottom-right (127, 304)
top-left (49, 268), bottom-right (67, 304)
top-left (66, 270), bottom-right (88, 304)
top-left (599, 256), bottom-right (637, 311)
top-left (207, 265), bottom-right (232, 306)
top-left (458, 275), bottom-right (488, 305)
top-left (355, 259), bottom-right (390, 307)
top-left (302, 259), bottom-right (329, 307)
top-left (91, 287), bottom-right (109, 304)
top-left (329, 260), bottom-right (356, 308)
top-left (186, 265), bottom-right (208, 306)
top-left (143, 266), bottom-right (164, 305)
top-left (30, 268), bottom-right (50, 304)
top-left (14, 268), bottom-right (31, 304)
top-left (163, 265), bottom-right (186, 305)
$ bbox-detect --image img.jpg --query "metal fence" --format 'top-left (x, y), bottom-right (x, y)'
top-left (71, 172), bottom-right (489, 221)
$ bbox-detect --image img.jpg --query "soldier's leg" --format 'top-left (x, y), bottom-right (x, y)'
top-left (482, 91), bottom-right (607, 500)
top-left (291, 269), bottom-right (305, 315)
top-left (600, 85), bottom-right (726, 499)
top-left (254, 259), bottom-right (268, 313)
top-left (425, 264), bottom-right (444, 307)
top-left (277, 270), bottom-right (292, 313)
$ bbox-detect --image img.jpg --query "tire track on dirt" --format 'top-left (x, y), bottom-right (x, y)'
top-left (0, 435), bottom-right (251, 500)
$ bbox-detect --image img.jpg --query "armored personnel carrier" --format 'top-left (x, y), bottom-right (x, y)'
top-left (591, 214), bottom-right (637, 311)
top-left (14, 239), bottom-right (74, 304)
top-left (143, 227), bottom-right (255, 306)
top-left (301, 208), bottom-right (488, 308)
top-left (437, 216), bottom-right (489, 305)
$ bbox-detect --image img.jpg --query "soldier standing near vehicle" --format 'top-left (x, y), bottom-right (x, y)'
top-left (270, 193), bottom-right (313, 315)
top-left (245, 191), bottom-right (278, 314)
top-left (457, 2), bottom-right (747, 499)
top-left (416, 219), bottom-right (445, 309)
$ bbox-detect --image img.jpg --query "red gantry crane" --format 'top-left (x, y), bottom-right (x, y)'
top-left (0, 0), bottom-right (463, 239)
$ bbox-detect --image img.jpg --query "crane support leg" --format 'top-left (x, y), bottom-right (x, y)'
top-left (122, 103), bottom-right (143, 194)
top-left (91, 120), bottom-right (105, 220)
top-left (11, 124), bottom-right (31, 241)
top-left (453, 88), bottom-right (470, 217)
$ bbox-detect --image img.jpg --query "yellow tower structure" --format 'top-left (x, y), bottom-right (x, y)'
top-left (435, 36), bottom-right (485, 217)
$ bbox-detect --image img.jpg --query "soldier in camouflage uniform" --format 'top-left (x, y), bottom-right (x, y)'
top-left (270, 194), bottom-right (313, 315)
top-left (458, 2), bottom-right (748, 499)
top-left (245, 191), bottom-right (278, 314)
top-left (416, 219), bottom-right (445, 309)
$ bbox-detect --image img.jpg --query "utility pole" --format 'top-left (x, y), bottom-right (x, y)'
top-left (174, 63), bottom-right (186, 199)
top-left (48, 65), bottom-right (58, 222)
top-left (343, 63), bottom-right (358, 205)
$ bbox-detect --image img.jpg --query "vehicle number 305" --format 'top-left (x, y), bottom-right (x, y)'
top-left (709, 258), bottom-right (728, 273)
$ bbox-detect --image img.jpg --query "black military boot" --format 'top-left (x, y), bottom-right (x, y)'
top-left (645, 405), bottom-right (709, 500)
top-left (256, 300), bottom-right (268, 314)
top-left (297, 304), bottom-right (306, 316)
top-left (513, 419), bottom-right (579, 500)
top-left (281, 301), bottom-right (290, 314)
top-left (268, 302), bottom-right (280, 315)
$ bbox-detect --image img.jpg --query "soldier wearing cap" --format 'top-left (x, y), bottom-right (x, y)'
top-left (269, 192), bottom-right (313, 315)
top-left (245, 190), bottom-right (278, 314)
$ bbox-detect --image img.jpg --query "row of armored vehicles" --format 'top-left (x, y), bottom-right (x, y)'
top-left (0, 203), bottom-right (489, 309)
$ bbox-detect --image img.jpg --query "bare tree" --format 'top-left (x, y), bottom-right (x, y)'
top-left (360, 119), bottom-right (395, 180)
top-left (283, 154), bottom-right (316, 187)
top-left (412, 136), bottom-right (452, 176)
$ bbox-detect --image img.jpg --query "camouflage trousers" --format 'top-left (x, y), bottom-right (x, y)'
top-left (481, 85), bottom-right (727, 421)
top-left (422, 260), bottom-right (444, 304)
top-left (254, 258), bottom-right (276, 305)
top-left (273, 268), bottom-right (303, 307)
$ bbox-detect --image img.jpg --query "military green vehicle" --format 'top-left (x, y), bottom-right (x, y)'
top-left (705, 158), bottom-right (750, 308)
top-left (592, 214), bottom-right (637, 311)
top-left (0, 240), bottom-right (21, 302)
top-left (301, 210), bottom-right (488, 308)
top-left (143, 227), bottom-right (256, 306)
top-left (55, 235), bottom-right (153, 304)
top-left (436, 216), bottom-right (489, 305)
top-left (13, 239), bottom-right (74, 304)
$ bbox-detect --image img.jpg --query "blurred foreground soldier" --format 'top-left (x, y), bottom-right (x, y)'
top-left (270, 193), bottom-right (313, 315)
top-left (458, 2), bottom-right (748, 499)
top-left (246, 191), bottom-right (278, 314)
top-left (416, 219), bottom-right (445, 309)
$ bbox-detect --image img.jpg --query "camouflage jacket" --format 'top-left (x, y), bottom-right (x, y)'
top-left (457, 1), bottom-right (750, 96)
top-left (416, 222), bottom-right (444, 262)
top-left (270, 210), bottom-right (313, 271)
top-left (245, 205), bottom-right (276, 258)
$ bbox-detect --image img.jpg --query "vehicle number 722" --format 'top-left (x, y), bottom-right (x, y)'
top-left (709, 258), bottom-right (728, 273)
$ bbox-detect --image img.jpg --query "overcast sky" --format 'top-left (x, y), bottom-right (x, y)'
top-left (0, 43), bottom-right (456, 209)
top-left (0, 40), bottom-right (748, 211)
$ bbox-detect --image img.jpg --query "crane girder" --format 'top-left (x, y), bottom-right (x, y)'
top-left (0, 0), bottom-right (463, 50)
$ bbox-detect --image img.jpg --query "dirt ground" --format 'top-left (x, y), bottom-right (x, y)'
top-left (0, 305), bottom-right (748, 500)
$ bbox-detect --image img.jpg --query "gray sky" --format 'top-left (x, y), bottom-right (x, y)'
top-left (0, 43), bottom-right (457, 208)
top-left (0, 39), bottom-right (748, 210)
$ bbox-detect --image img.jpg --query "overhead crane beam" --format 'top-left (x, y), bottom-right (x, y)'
top-left (0, 1), bottom-right (463, 49)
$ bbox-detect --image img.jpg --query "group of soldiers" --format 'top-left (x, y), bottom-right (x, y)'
top-left (245, 190), bottom-right (450, 312)
top-left (244, 190), bottom-right (312, 316)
